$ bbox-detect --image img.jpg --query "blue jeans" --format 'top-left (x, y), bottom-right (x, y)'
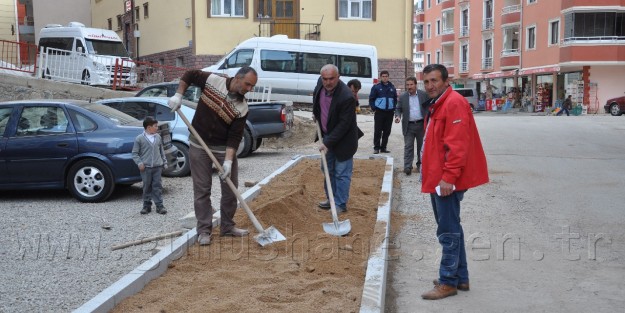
top-left (430, 191), bottom-right (468, 287)
top-left (321, 151), bottom-right (353, 209)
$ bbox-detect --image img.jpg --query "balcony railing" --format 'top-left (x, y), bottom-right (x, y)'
top-left (501, 49), bottom-right (519, 56)
top-left (460, 62), bottom-right (469, 73)
top-left (562, 36), bottom-right (625, 44)
top-left (482, 57), bottom-right (493, 69)
top-left (258, 20), bottom-right (322, 40)
top-left (502, 5), bottom-right (521, 15)
top-left (482, 18), bottom-right (493, 31)
top-left (460, 26), bottom-right (469, 37)
top-left (442, 61), bottom-right (454, 68)
top-left (441, 27), bottom-right (454, 35)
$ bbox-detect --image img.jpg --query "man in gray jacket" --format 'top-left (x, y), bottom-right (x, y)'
top-left (394, 77), bottom-right (429, 175)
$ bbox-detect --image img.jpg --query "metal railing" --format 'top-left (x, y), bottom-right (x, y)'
top-left (460, 26), bottom-right (469, 37)
top-left (562, 36), bottom-right (625, 43)
top-left (460, 62), bottom-right (469, 73)
top-left (482, 57), bottom-right (493, 69)
top-left (482, 18), bottom-right (493, 31)
top-left (258, 19), bottom-right (322, 40)
top-left (441, 27), bottom-right (454, 35)
top-left (0, 40), bottom-right (38, 74)
top-left (502, 5), bottom-right (521, 14)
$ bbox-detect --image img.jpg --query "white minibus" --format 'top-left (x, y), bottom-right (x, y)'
top-left (38, 22), bottom-right (135, 86)
top-left (203, 35), bottom-right (378, 106)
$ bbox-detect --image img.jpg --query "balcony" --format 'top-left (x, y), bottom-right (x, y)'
top-left (459, 62), bottom-right (469, 73)
top-left (258, 20), bottom-right (321, 40)
top-left (460, 26), bottom-right (469, 38)
top-left (501, 5), bottom-right (521, 24)
top-left (441, 28), bottom-right (455, 43)
top-left (441, 0), bottom-right (455, 10)
top-left (482, 57), bottom-right (493, 70)
top-left (500, 50), bottom-right (520, 68)
top-left (482, 18), bottom-right (493, 31)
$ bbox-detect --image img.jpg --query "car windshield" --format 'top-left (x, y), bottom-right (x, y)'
top-left (85, 39), bottom-right (129, 57)
top-left (80, 103), bottom-right (138, 125)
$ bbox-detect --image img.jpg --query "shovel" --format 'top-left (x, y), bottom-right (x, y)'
top-left (315, 122), bottom-right (352, 236)
top-left (177, 109), bottom-right (286, 246)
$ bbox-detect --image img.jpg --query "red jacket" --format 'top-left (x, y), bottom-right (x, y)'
top-left (421, 87), bottom-right (489, 193)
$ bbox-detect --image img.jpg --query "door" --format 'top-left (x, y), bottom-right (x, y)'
top-left (259, 0), bottom-right (298, 38)
top-left (3, 105), bottom-right (78, 185)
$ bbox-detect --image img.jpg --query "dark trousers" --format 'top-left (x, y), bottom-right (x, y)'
top-left (189, 145), bottom-right (239, 235)
top-left (373, 110), bottom-right (394, 150)
top-left (141, 167), bottom-right (163, 207)
top-left (431, 191), bottom-right (469, 287)
top-left (403, 121), bottom-right (424, 170)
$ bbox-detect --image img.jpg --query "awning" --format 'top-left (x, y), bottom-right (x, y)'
top-left (518, 65), bottom-right (560, 76)
top-left (473, 70), bottom-right (517, 80)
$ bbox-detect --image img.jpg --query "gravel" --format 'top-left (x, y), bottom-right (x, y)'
top-left (0, 111), bottom-right (366, 312)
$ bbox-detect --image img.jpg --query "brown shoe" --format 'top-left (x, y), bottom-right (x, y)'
top-left (220, 227), bottom-right (249, 237)
top-left (433, 279), bottom-right (470, 291)
top-left (421, 284), bottom-right (457, 300)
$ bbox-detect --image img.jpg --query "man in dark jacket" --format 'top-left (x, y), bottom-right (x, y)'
top-left (313, 64), bottom-right (362, 212)
top-left (369, 70), bottom-right (397, 154)
top-left (395, 77), bottom-right (430, 175)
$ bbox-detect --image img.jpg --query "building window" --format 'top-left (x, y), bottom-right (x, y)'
top-left (528, 0), bottom-right (537, 4)
top-left (143, 2), bottom-right (149, 19)
top-left (426, 53), bottom-right (431, 65)
top-left (482, 38), bottom-right (492, 69)
top-left (435, 50), bottom-right (440, 63)
top-left (527, 25), bottom-right (536, 49)
top-left (135, 6), bottom-right (140, 21)
top-left (175, 57), bottom-right (184, 67)
top-left (427, 23), bottom-right (431, 39)
top-left (564, 12), bottom-right (625, 42)
top-left (436, 19), bottom-right (440, 35)
top-left (116, 15), bottom-right (122, 30)
top-left (211, 0), bottom-right (245, 17)
top-left (442, 9), bottom-right (454, 34)
top-left (549, 19), bottom-right (559, 45)
top-left (107, 18), bottom-right (112, 30)
top-left (338, 0), bottom-right (373, 20)
top-left (460, 43), bottom-right (469, 73)
top-left (427, 0), bottom-right (431, 9)
top-left (502, 27), bottom-right (520, 55)
top-left (460, 8), bottom-right (469, 37)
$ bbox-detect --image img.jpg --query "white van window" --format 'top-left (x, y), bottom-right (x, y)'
top-left (39, 38), bottom-right (73, 54)
top-left (260, 50), bottom-right (297, 72)
top-left (223, 49), bottom-right (253, 69)
top-left (338, 55), bottom-right (372, 78)
top-left (85, 39), bottom-right (128, 57)
top-left (75, 39), bottom-right (85, 53)
top-left (301, 53), bottom-right (335, 74)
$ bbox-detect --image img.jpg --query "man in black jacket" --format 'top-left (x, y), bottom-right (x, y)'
top-left (313, 64), bottom-right (363, 212)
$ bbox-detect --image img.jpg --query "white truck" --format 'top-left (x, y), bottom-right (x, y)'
top-left (38, 22), bottom-right (135, 86)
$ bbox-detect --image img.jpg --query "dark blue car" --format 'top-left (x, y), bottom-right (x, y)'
top-left (0, 99), bottom-right (175, 202)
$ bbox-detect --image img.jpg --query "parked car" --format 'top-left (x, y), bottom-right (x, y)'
top-left (133, 83), bottom-right (293, 165)
top-left (0, 100), bottom-right (176, 202)
top-left (604, 94), bottom-right (625, 116)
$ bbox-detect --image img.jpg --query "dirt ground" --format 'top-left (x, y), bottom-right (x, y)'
top-left (112, 158), bottom-right (386, 313)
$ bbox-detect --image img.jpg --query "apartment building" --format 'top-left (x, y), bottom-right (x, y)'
top-left (416, 0), bottom-right (625, 113)
top-left (91, 0), bottom-right (415, 88)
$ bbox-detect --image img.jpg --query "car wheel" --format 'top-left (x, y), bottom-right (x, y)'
top-left (163, 142), bottom-right (191, 177)
top-left (67, 159), bottom-right (115, 203)
top-left (254, 138), bottom-right (263, 151)
top-left (237, 128), bottom-right (253, 158)
top-left (81, 70), bottom-right (90, 85)
top-left (610, 103), bottom-right (622, 116)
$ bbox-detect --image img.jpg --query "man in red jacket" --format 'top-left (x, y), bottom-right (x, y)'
top-left (419, 64), bottom-right (489, 300)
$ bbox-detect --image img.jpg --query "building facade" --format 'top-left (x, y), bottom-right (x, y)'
top-left (90, 0), bottom-right (415, 88)
top-left (415, 0), bottom-right (625, 113)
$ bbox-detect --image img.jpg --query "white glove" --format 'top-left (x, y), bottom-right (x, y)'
top-left (168, 93), bottom-right (183, 112)
top-left (220, 160), bottom-right (232, 180)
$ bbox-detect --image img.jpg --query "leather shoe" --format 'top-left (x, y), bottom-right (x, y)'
top-left (380, 149), bottom-right (391, 153)
top-left (403, 168), bottom-right (411, 175)
top-left (318, 200), bottom-right (331, 209)
top-left (421, 284), bottom-right (457, 300)
top-left (433, 279), bottom-right (470, 291)
top-left (140, 206), bottom-right (151, 214)
top-left (373, 149), bottom-right (380, 154)
top-left (221, 227), bottom-right (249, 237)
top-left (197, 233), bottom-right (211, 245)
top-left (416, 164), bottom-right (421, 173)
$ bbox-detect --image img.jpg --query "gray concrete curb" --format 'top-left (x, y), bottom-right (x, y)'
top-left (73, 154), bottom-right (393, 313)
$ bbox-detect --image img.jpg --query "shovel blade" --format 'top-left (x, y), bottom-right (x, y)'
top-left (254, 226), bottom-right (286, 247)
top-left (322, 219), bottom-right (351, 236)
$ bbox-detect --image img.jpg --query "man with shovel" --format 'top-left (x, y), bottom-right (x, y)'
top-left (168, 67), bottom-right (258, 246)
top-left (313, 64), bottom-right (363, 213)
